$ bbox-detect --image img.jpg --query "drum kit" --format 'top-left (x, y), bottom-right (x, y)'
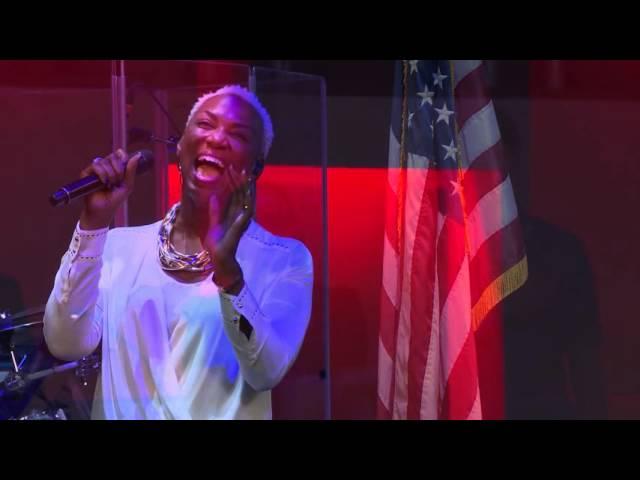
top-left (0, 305), bottom-right (100, 420)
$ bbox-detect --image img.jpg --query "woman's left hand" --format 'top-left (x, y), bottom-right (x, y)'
top-left (204, 165), bottom-right (254, 292)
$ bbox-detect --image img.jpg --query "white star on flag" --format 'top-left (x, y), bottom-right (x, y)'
top-left (442, 140), bottom-right (458, 162)
top-left (409, 60), bottom-right (419, 75)
top-left (435, 103), bottom-right (455, 125)
top-left (417, 84), bottom-right (435, 107)
top-left (433, 67), bottom-right (448, 89)
top-left (450, 180), bottom-right (463, 196)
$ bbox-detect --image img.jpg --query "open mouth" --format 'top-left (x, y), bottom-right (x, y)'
top-left (194, 155), bottom-right (225, 182)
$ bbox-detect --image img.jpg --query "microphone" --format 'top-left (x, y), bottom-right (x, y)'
top-left (49, 150), bottom-right (154, 207)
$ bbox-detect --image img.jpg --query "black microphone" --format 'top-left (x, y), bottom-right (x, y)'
top-left (49, 150), bottom-right (154, 207)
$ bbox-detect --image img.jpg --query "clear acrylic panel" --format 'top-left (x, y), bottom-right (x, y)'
top-left (252, 66), bottom-right (329, 419)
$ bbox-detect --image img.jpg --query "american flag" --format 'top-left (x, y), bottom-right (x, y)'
top-left (377, 60), bottom-right (528, 420)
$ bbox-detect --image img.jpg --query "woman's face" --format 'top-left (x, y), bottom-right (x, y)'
top-left (178, 94), bottom-right (263, 205)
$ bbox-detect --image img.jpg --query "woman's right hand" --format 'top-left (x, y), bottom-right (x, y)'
top-left (79, 149), bottom-right (141, 230)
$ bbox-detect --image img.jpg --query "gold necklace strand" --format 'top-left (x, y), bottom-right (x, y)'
top-left (158, 203), bottom-right (214, 273)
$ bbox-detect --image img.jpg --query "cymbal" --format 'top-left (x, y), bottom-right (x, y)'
top-left (0, 306), bottom-right (45, 334)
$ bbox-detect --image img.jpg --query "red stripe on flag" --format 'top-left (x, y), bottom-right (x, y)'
top-left (379, 170), bottom-right (407, 417)
top-left (406, 171), bottom-right (439, 419)
top-left (454, 65), bottom-right (491, 127)
top-left (379, 286), bottom-right (400, 362)
top-left (439, 330), bottom-right (480, 419)
top-left (437, 218), bottom-right (467, 311)
top-left (377, 394), bottom-right (392, 419)
top-left (469, 218), bottom-right (526, 306)
top-left (461, 142), bottom-right (509, 215)
top-left (384, 178), bottom-right (400, 255)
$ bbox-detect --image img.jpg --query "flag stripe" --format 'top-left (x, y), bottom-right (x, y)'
top-left (461, 141), bottom-right (509, 216)
top-left (377, 393), bottom-right (391, 419)
top-left (459, 101), bottom-right (501, 169)
top-left (392, 166), bottom-right (430, 418)
top-left (379, 285), bottom-right (399, 417)
top-left (379, 279), bottom-right (400, 357)
top-left (406, 168), bottom-right (439, 419)
top-left (469, 386), bottom-right (483, 419)
top-left (377, 336), bottom-right (395, 413)
top-left (454, 64), bottom-right (491, 127)
top-left (439, 254), bottom-right (472, 383)
top-left (437, 218), bottom-right (467, 312)
top-left (382, 234), bottom-right (400, 306)
top-left (466, 177), bottom-right (518, 260)
top-left (453, 60), bottom-right (483, 89)
top-left (419, 245), bottom-right (441, 419)
top-left (387, 128), bottom-right (401, 194)
top-left (469, 218), bottom-right (526, 306)
top-left (440, 325), bottom-right (480, 419)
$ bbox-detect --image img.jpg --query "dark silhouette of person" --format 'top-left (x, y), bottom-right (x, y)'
top-left (497, 106), bottom-right (608, 419)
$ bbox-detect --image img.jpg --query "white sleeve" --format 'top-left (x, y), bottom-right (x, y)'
top-left (218, 244), bottom-right (313, 392)
top-left (43, 222), bottom-right (108, 361)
